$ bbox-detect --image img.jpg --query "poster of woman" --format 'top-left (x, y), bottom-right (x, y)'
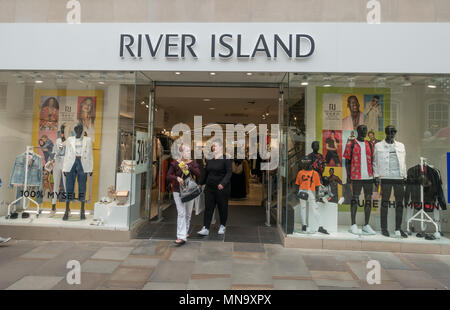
top-left (39, 97), bottom-right (60, 130)
top-left (77, 96), bottom-right (96, 141)
top-left (323, 130), bottom-right (342, 167)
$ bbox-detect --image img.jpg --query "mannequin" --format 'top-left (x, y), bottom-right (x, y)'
top-left (62, 123), bottom-right (93, 221)
top-left (343, 125), bottom-right (376, 235)
top-left (50, 124), bottom-right (67, 216)
top-left (295, 157), bottom-right (329, 235)
top-left (373, 125), bottom-right (408, 238)
top-left (307, 141), bottom-right (326, 181)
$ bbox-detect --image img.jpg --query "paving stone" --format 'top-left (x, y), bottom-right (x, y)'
top-left (121, 257), bottom-right (160, 269)
top-left (90, 246), bottom-right (134, 261)
top-left (197, 246), bottom-right (233, 262)
top-left (52, 272), bottom-right (109, 290)
top-left (0, 259), bottom-right (48, 289)
top-left (365, 252), bottom-right (416, 270)
top-left (232, 260), bottom-right (273, 286)
top-left (302, 255), bottom-right (347, 271)
top-left (132, 241), bottom-right (171, 258)
top-left (386, 270), bottom-right (447, 289)
top-left (80, 260), bottom-right (120, 274)
top-left (233, 242), bottom-right (266, 253)
top-left (19, 244), bottom-right (72, 259)
top-left (188, 278), bottom-right (232, 290)
top-left (169, 247), bottom-right (199, 262)
top-left (269, 254), bottom-right (311, 278)
top-left (313, 279), bottom-right (360, 288)
top-left (273, 280), bottom-right (318, 290)
top-left (149, 261), bottom-right (195, 283)
top-left (143, 282), bottom-right (188, 290)
top-left (6, 276), bottom-right (63, 290)
top-left (192, 260), bottom-right (232, 275)
top-left (346, 261), bottom-right (394, 282)
top-left (359, 280), bottom-right (404, 290)
top-left (310, 270), bottom-right (355, 281)
top-left (104, 267), bottom-right (154, 289)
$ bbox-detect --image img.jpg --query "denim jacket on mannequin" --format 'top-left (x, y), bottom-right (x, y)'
top-left (8, 152), bottom-right (43, 191)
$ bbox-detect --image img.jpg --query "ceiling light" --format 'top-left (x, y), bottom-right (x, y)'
top-left (209, 72), bottom-right (216, 76)
top-left (323, 77), bottom-right (332, 87)
top-left (402, 76), bottom-right (412, 87)
top-left (209, 107), bottom-right (215, 110)
top-left (428, 83), bottom-right (437, 89)
top-left (266, 112), bottom-right (269, 116)
top-left (175, 72), bottom-right (181, 75)
top-left (145, 105), bottom-right (149, 108)
top-left (301, 75), bottom-right (309, 86)
top-left (35, 80), bottom-right (43, 84)
top-left (98, 81), bottom-right (105, 85)
top-left (246, 72), bottom-right (253, 76)
top-left (203, 98), bottom-right (211, 102)
top-left (348, 77), bottom-right (356, 88)
top-left (141, 101), bottom-right (145, 105)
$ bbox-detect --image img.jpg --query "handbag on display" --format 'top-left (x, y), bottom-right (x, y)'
top-left (179, 176), bottom-right (202, 203)
top-left (296, 170), bottom-right (315, 201)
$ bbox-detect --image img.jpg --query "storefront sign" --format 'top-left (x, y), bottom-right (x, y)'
top-left (135, 131), bottom-right (149, 174)
top-left (119, 33), bottom-right (315, 59)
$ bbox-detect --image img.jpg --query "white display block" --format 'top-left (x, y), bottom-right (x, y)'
top-left (94, 201), bottom-right (129, 228)
top-left (307, 201), bottom-right (338, 233)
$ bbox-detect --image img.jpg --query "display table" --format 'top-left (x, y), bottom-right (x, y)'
top-left (94, 201), bottom-right (129, 228)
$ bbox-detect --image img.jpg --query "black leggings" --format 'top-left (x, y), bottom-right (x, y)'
top-left (204, 187), bottom-right (230, 229)
top-left (351, 179), bottom-right (373, 226)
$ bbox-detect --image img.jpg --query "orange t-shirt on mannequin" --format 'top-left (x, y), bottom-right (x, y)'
top-left (295, 169), bottom-right (321, 192)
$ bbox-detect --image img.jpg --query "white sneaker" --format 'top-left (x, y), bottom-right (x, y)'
top-left (362, 225), bottom-right (376, 235)
top-left (197, 226), bottom-right (209, 236)
top-left (0, 237), bottom-right (11, 244)
top-left (394, 230), bottom-right (401, 238)
top-left (434, 232), bottom-right (441, 239)
top-left (218, 225), bottom-right (226, 235)
top-left (349, 224), bottom-right (362, 235)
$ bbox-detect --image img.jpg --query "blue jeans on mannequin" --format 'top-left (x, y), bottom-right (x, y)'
top-left (64, 157), bottom-right (87, 220)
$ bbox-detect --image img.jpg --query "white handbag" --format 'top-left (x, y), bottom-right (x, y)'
top-left (194, 191), bottom-right (205, 215)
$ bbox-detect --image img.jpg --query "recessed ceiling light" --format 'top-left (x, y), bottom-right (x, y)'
top-left (210, 72), bottom-right (216, 76)
top-left (98, 81), bottom-right (105, 85)
top-left (246, 72), bottom-right (253, 76)
top-left (301, 75), bottom-right (309, 86)
top-left (145, 105), bottom-right (149, 108)
top-left (209, 107), bottom-right (215, 110)
top-left (175, 72), bottom-right (181, 75)
top-left (35, 80), bottom-right (43, 84)
top-left (203, 98), bottom-right (211, 102)
top-left (428, 84), bottom-right (437, 89)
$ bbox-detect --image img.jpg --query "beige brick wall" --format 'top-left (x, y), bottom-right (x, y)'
top-left (0, 0), bottom-right (450, 22)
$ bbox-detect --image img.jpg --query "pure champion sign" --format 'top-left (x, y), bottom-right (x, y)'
top-left (119, 33), bottom-right (315, 59)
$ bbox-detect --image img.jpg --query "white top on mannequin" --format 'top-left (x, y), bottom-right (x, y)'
top-left (356, 140), bottom-right (371, 180)
top-left (75, 137), bottom-right (83, 156)
top-left (386, 143), bottom-right (402, 179)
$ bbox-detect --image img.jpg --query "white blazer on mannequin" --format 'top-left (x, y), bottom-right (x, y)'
top-left (63, 136), bottom-right (93, 173)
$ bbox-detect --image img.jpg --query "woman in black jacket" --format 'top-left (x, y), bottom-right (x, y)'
top-left (198, 141), bottom-right (232, 236)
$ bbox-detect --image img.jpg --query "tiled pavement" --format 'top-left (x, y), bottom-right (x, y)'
top-left (0, 239), bottom-right (449, 290)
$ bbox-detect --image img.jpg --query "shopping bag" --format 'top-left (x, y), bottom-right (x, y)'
top-left (195, 191), bottom-right (205, 215)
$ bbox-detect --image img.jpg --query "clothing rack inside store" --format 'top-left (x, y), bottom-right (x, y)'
top-left (6, 146), bottom-right (41, 219)
top-left (406, 157), bottom-right (439, 234)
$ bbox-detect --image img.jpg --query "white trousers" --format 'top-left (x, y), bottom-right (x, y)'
top-left (173, 192), bottom-right (195, 241)
top-left (298, 190), bottom-right (322, 227)
top-left (52, 160), bottom-right (66, 205)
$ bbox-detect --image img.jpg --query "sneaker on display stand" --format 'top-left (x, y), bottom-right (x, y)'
top-left (349, 224), bottom-right (362, 235)
top-left (362, 224), bottom-right (376, 235)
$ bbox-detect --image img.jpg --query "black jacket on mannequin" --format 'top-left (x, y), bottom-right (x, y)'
top-left (404, 164), bottom-right (447, 212)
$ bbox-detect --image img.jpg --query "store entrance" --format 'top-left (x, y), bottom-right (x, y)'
top-left (136, 83), bottom-right (282, 244)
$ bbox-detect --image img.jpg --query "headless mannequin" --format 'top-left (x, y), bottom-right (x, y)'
top-left (63, 124), bottom-right (92, 220)
top-left (344, 125), bottom-right (375, 234)
top-left (376, 125), bottom-right (407, 238)
top-left (298, 158), bottom-right (329, 235)
top-left (308, 141), bottom-right (325, 181)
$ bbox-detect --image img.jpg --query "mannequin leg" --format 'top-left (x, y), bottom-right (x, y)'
top-left (393, 181), bottom-right (405, 231)
top-left (51, 161), bottom-right (63, 212)
top-left (299, 198), bottom-right (307, 228)
top-left (380, 182), bottom-right (393, 233)
top-left (351, 181), bottom-right (363, 226)
top-left (80, 202), bottom-right (86, 220)
top-left (362, 181), bottom-right (373, 226)
top-left (63, 201), bottom-right (70, 221)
